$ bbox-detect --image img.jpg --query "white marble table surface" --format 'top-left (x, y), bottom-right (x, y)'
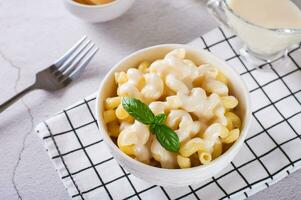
top-left (0, 0), bottom-right (300, 199)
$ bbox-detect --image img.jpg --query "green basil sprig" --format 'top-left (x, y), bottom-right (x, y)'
top-left (122, 97), bottom-right (180, 153)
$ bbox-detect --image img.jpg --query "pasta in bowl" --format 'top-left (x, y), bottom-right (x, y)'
top-left (96, 44), bottom-right (251, 186)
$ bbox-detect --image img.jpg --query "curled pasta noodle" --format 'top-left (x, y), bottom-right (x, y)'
top-left (141, 73), bottom-right (164, 101)
top-left (117, 120), bottom-right (149, 146)
top-left (115, 104), bottom-right (129, 120)
top-left (105, 48), bottom-right (243, 169)
top-left (165, 74), bottom-right (189, 94)
top-left (165, 95), bottom-right (182, 109)
top-left (183, 59), bottom-right (198, 69)
top-left (222, 129), bottom-right (240, 144)
top-left (225, 112), bottom-right (241, 130)
top-left (198, 64), bottom-right (219, 79)
top-left (202, 123), bottom-right (228, 153)
top-left (202, 78), bottom-right (229, 96)
top-left (165, 49), bottom-right (199, 83)
top-left (149, 48), bottom-right (199, 87)
top-left (127, 68), bottom-right (144, 87)
top-left (135, 143), bottom-right (152, 164)
top-left (221, 96), bottom-right (239, 109)
top-left (166, 88), bottom-right (206, 111)
top-left (115, 71), bottom-right (128, 85)
top-left (177, 155), bottom-right (191, 169)
top-left (118, 120), bottom-right (151, 163)
top-left (117, 82), bottom-right (142, 99)
top-left (105, 97), bottom-right (121, 110)
top-left (179, 138), bottom-right (205, 157)
top-left (165, 48), bottom-right (186, 59)
top-left (151, 137), bottom-right (177, 168)
top-left (166, 110), bottom-right (202, 142)
top-left (138, 61), bottom-right (151, 73)
top-left (148, 59), bottom-right (171, 78)
top-left (212, 139), bottom-right (223, 159)
top-left (117, 69), bottom-right (164, 102)
top-left (117, 69), bottom-right (144, 99)
top-left (166, 88), bottom-right (222, 122)
top-left (216, 71), bottom-right (228, 84)
top-left (214, 104), bottom-right (227, 126)
top-left (149, 101), bottom-right (168, 115)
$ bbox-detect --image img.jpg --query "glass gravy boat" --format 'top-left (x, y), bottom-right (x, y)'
top-left (207, 0), bottom-right (301, 65)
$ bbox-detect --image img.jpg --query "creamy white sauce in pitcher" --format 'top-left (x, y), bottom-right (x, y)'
top-left (228, 0), bottom-right (301, 29)
top-left (225, 0), bottom-right (301, 56)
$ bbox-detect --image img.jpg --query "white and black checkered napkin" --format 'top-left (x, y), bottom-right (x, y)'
top-left (35, 27), bottom-right (301, 200)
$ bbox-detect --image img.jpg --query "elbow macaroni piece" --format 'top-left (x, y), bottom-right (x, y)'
top-left (115, 72), bottom-right (128, 85)
top-left (177, 155), bottom-right (191, 169)
top-left (104, 48), bottom-right (242, 169)
top-left (212, 139), bottom-right (223, 159)
top-left (222, 129), bottom-right (240, 144)
top-left (216, 71), bottom-right (228, 84)
top-left (103, 110), bottom-right (117, 124)
top-left (225, 112), bottom-right (241, 130)
top-left (138, 61), bottom-right (151, 73)
top-left (115, 104), bottom-right (129, 120)
top-left (198, 152), bottom-right (212, 165)
top-left (105, 97), bottom-right (121, 110)
top-left (221, 96), bottom-right (239, 109)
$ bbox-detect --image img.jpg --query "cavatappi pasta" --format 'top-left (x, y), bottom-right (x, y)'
top-left (103, 49), bottom-right (242, 169)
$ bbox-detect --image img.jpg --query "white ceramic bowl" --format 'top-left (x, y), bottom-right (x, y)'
top-left (63, 0), bottom-right (135, 23)
top-left (96, 44), bottom-right (252, 187)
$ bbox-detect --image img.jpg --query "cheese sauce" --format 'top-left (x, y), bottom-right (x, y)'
top-left (228, 0), bottom-right (301, 29)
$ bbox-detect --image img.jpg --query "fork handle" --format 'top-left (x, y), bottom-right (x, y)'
top-left (0, 84), bottom-right (36, 113)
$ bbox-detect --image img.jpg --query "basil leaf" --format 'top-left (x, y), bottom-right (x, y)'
top-left (154, 124), bottom-right (180, 152)
top-left (122, 97), bottom-right (155, 124)
top-left (149, 124), bottom-right (157, 134)
top-left (121, 97), bottom-right (180, 153)
top-left (154, 113), bottom-right (167, 125)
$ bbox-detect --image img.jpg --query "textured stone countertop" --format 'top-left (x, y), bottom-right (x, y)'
top-left (0, 0), bottom-right (300, 199)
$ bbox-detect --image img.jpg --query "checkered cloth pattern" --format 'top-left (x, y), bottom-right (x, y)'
top-left (36, 27), bottom-right (301, 200)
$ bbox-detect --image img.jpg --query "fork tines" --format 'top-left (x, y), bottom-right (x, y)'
top-left (54, 36), bottom-right (99, 82)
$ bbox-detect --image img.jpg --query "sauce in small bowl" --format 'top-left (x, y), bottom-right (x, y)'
top-left (63, 0), bottom-right (135, 23)
top-left (73, 0), bottom-right (115, 6)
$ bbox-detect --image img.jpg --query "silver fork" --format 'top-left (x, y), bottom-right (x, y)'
top-left (0, 36), bottom-right (98, 113)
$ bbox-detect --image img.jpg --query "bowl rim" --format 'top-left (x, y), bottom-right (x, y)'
top-left (96, 44), bottom-right (252, 173)
top-left (65, 0), bottom-right (122, 9)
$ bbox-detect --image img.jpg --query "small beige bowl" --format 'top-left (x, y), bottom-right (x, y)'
top-left (95, 44), bottom-right (251, 187)
top-left (63, 0), bottom-right (135, 23)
